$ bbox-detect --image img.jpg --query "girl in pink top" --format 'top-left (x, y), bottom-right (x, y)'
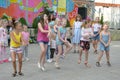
top-left (22, 25), bottom-right (30, 61)
top-left (0, 19), bottom-right (9, 64)
top-left (37, 14), bottom-right (50, 71)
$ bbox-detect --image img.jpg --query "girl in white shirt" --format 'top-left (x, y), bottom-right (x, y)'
top-left (78, 21), bottom-right (94, 67)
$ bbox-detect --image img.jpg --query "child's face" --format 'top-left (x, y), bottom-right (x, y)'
top-left (62, 19), bottom-right (67, 27)
top-left (77, 17), bottom-right (80, 21)
top-left (23, 26), bottom-right (28, 31)
top-left (3, 21), bottom-right (8, 27)
top-left (44, 14), bottom-right (48, 21)
top-left (57, 19), bottom-right (61, 25)
top-left (16, 23), bottom-right (22, 31)
top-left (103, 24), bottom-right (109, 31)
top-left (95, 17), bottom-right (99, 22)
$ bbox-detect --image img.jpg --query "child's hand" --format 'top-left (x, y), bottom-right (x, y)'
top-left (104, 43), bottom-right (109, 47)
top-left (106, 43), bottom-right (110, 47)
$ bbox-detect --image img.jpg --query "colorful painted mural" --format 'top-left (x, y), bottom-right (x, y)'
top-left (0, 0), bottom-right (77, 26)
top-left (0, 0), bottom-right (58, 24)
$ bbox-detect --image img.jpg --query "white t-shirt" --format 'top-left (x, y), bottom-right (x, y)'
top-left (81, 28), bottom-right (93, 41)
top-left (93, 23), bottom-right (101, 32)
top-left (74, 21), bottom-right (83, 29)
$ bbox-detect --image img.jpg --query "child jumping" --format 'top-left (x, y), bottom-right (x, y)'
top-left (55, 18), bottom-right (72, 69)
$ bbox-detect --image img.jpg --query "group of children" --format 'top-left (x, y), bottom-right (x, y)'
top-left (37, 13), bottom-right (111, 71)
top-left (0, 13), bottom-right (111, 77)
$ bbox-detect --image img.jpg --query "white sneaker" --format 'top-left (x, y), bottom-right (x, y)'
top-left (25, 58), bottom-right (29, 61)
top-left (37, 62), bottom-right (41, 69)
top-left (16, 58), bottom-right (18, 61)
top-left (47, 59), bottom-right (52, 63)
top-left (8, 57), bottom-right (12, 62)
top-left (41, 67), bottom-right (46, 71)
top-left (55, 63), bottom-right (60, 69)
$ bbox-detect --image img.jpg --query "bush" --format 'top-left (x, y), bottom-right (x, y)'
top-left (2, 15), bottom-right (8, 20)
top-left (32, 16), bottom-right (40, 34)
top-left (66, 19), bottom-right (71, 27)
top-left (100, 14), bottom-right (104, 25)
top-left (19, 17), bottom-right (28, 26)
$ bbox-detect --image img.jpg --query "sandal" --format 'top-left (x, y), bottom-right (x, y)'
top-left (18, 72), bottom-right (24, 76)
top-left (84, 62), bottom-right (91, 68)
top-left (78, 59), bottom-right (81, 64)
top-left (96, 62), bottom-right (101, 67)
top-left (94, 50), bottom-right (98, 54)
top-left (107, 61), bottom-right (111, 67)
top-left (12, 72), bottom-right (17, 77)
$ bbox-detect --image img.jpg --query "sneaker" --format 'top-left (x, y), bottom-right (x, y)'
top-left (25, 58), bottom-right (29, 61)
top-left (107, 61), bottom-right (111, 67)
top-left (41, 66), bottom-right (46, 71)
top-left (37, 62), bottom-right (41, 69)
top-left (47, 59), bottom-right (52, 63)
top-left (8, 57), bottom-right (12, 62)
top-left (96, 62), bottom-right (101, 67)
top-left (16, 58), bottom-right (18, 61)
top-left (55, 63), bottom-right (60, 69)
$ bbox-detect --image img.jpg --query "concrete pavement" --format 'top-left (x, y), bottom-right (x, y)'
top-left (0, 41), bottom-right (120, 80)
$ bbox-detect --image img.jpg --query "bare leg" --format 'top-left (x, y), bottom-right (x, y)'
top-left (64, 42), bottom-right (72, 56)
top-left (17, 53), bottom-right (23, 73)
top-left (11, 52), bottom-right (17, 73)
top-left (84, 50), bottom-right (91, 67)
top-left (41, 44), bottom-right (48, 67)
top-left (105, 51), bottom-right (111, 66)
top-left (78, 47), bottom-right (83, 64)
top-left (39, 43), bottom-right (45, 66)
top-left (55, 45), bottom-right (62, 69)
top-left (73, 43), bottom-right (76, 53)
top-left (11, 52), bottom-right (17, 77)
top-left (96, 51), bottom-right (104, 67)
top-left (92, 40), bottom-right (96, 51)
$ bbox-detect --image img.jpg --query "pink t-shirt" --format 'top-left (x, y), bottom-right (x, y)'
top-left (37, 24), bottom-right (49, 42)
top-left (22, 31), bottom-right (30, 44)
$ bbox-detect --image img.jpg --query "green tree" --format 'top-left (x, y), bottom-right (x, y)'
top-left (19, 17), bottom-right (28, 26)
top-left (100, 14), bottom-right (104, 25)
top-left (32, 16), bottom-right (40, 34)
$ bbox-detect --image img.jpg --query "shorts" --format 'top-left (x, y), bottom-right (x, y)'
top-left (10, 47), bottom-right (23, 53)
top-left (92, 32), bottom-right (100, 40)
top-left (67, 39), bottom-right (71, 43)
top-left (80, 40), bottom-right (90, 50)
top-left (38, 41), bottom-right (48, 45)
top-left (99, 43), bottom-right (110, 51)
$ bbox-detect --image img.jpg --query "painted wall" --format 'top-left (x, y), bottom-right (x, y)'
top-left (0, 0), bottom-right (77, 26)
